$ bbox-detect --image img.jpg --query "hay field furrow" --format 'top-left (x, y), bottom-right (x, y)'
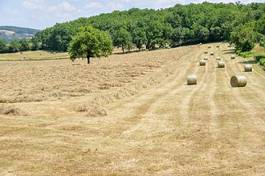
top-left (0, 43), bottom-right (265, 175)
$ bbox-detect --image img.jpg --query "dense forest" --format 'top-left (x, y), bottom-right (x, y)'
top-left (1, 2), bottom-right (265, 54)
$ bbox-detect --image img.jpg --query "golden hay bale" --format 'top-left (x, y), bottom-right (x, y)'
top-left (204, 51), bottom-right (208, 54)
top-left (244, 64), bottom-right (252, 72)
top-left (204, 57), bottom-right (208, 60)
top-left (217, 61), bottom-right (225, 68)
top-left (216, 45), bottom-right (220, 48)
top-left (216, 56), bottom-right (221, 60)
top-left (208, 46), bottom-right (211, 49)
top-left (231, 56), bottom-right (236, 59)
top-left (210, 52), bottom-right (214, 56)
top-left (199, 60), bottom-right (206, 66)
top-left (187, 74), bottom-right (197, 85)
top-left (230, 75), bottom-right (247, 87)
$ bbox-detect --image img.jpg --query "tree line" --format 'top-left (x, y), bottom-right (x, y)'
top-left (1, 2), bottom-right (265, 55)
top-left (0, 38), bottom-right (40, 53)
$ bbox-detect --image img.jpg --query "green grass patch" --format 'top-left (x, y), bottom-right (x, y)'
top-left (238, 51), bottom-right (254, 58)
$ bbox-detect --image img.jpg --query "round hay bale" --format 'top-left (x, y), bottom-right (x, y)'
top-left (216, 45), bottom-right (220, 48)
top-left (217, 61), bottom-right (225, 68)
top-left (204, 57), bottom-right (208, 60)
top-left (230, 75), bottom-right (247, 87)
top-left (231, 56), bottom-right (236, 59)
top-left (210, 52), bottom-right (214, 56)
top-left (199, 60), bottom-right (206, 66)
top-left (244, 64), bottom-right (252, 72)
top-left (208, 46), bottom-right (211, 49)
top-left (216, 56), bottom-right (221, 60)
top-left (187, 74), bottom-right (197, 85)
top-left (204, 51), bottom-right (208, 54)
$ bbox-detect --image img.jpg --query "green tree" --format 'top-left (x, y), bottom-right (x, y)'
top-left (47, 25), bottom-right (72, 51)
top-left (8, 40), bottom-right (21, 53)
top-left (230, 23), bottom-right (257, 52)
top-left (0, 39), bottom-right (7, 53)
top-left (113, 28), bottom-right (133, 53)
top-left (68, 26), bottom-right (113, 64)
top-left (257, 16), bottom-right (265, 34)
top-left (260, 35), bottom-right (265, 47)
top-left (132, 27), bottom-right (147, 50)
top-left (31, 38), bottom-right (41, 51)
top-left (145, 20), bottom-right (164, 50)
top-left (19, 39), bottom-right (30, 51)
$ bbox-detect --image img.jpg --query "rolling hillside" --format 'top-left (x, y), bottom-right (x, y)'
top-left (0, 26), bottom-right (40, 41)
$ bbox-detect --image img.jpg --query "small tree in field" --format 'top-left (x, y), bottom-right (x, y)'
top-left (68, 26), bottom-right (113, 64)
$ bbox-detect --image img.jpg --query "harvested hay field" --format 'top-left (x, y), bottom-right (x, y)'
top-left (1, 43), bottom-right (265, 175)
top-left (0, 50), bottom-right (69, 61)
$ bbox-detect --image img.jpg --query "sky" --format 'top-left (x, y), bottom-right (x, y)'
top-left (0, 0), bottom-right (264, 29)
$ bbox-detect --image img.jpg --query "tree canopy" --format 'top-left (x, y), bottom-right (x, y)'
top-left (68, 26), bottom-right (113, 64)
top-left (1, 2), bottom-right (265, 54)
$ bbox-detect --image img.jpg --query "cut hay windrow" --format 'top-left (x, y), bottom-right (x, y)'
top-left (187, 74), bottom-right (197, 85)
top-left (230, 75), bottom-right (247, 87)
top-left (244, 64), bottom-right (252, 72)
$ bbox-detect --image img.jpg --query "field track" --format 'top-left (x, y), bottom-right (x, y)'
top-left (0, 43), bottom-right (265, 175)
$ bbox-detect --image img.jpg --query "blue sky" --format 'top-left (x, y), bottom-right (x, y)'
top-left (0, 0), bottom-right (264, 29)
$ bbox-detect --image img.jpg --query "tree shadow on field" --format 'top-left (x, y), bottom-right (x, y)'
top-left (113, 49), bottom-right (146, 55)
top-left (222, 49), bottom-right (235, 55)
top-left (239, 59), bottom-right (257, 65)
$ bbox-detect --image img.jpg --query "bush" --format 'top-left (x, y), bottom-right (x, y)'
top-left (238, 51), bottom-right (253, 58)
top-left (259, 58), bottom-right (265, 66)
top-left (255, 54), bottom-right (265, 62)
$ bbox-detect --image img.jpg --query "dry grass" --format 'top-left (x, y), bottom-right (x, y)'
top-left (0, 50), bottom-right (69, 61)
top-left (0, 43), bottom-right (265, 175)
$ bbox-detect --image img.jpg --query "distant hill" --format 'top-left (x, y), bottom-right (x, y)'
top-left (0, 26), bottom-right (40, 41)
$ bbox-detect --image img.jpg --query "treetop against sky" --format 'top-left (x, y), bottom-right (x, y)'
top-left (0, 0), bottom-right (264, 29)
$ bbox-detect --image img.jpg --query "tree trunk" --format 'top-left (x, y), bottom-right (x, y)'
top-left (87, 55), bottom-right (90, 64)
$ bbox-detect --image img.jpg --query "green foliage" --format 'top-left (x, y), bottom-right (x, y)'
top-left (68, 26), bottom-right (113, 63)
top-left (5, 2), bottom-right (265, 53)
top-left (256, 14), bottom-right (265, 35)
top-left (31, 38), bottom-right (41, 51)
top-left (255, 54), bottom-right (265, 62)
top-left (19, 39), bottom-right (30, 51)
top-left (260, 36), bottom-right (265, 47)
top-left (131, 27), bottom-right (147, 50)
top-left (113, 28), bottom-right (133, 52)
top-left (0, 39), bottom-right (6, 53)
top-left (238, 51), bottom-right (253, 58)
top-left (260, 58), bottom-right (265, 67)
top-left (230, 23), bottom-right (257, 52)
top-left (8, 40), bottom-right (21, 53)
